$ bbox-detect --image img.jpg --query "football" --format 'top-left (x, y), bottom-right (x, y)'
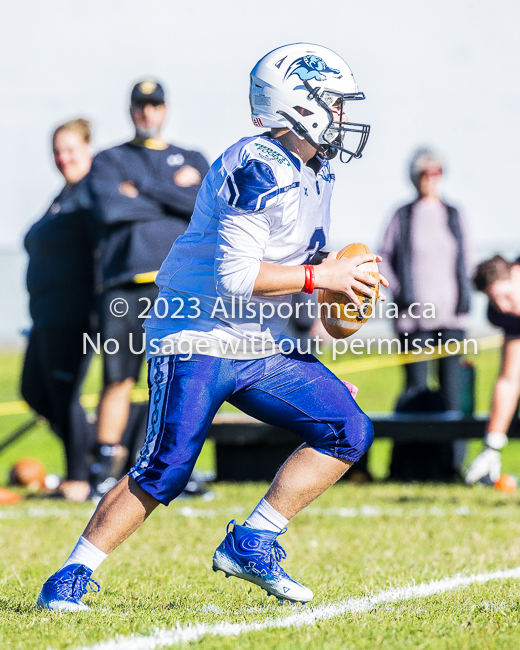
top-left (8, 457), bottom-right (47, 492)
top-left (318, 242), bottom-right (380, 339)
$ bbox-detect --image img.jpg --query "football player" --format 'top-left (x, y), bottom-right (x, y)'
top-left (465, 255), bottom-right (520, 484)
top-left (37, 43), bottom-right (388, 611)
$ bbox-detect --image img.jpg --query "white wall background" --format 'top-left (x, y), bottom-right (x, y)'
top-left (1, 0), bottom-right (519, 343)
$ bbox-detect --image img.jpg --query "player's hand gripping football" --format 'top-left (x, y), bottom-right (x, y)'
top-left (314, 252), bottom-right (389, 308)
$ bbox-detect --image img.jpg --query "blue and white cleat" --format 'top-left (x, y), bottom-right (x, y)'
top-left (212, 521), bottom-right (313, 603)
top-left (37, 564), bottom-right (100, 611)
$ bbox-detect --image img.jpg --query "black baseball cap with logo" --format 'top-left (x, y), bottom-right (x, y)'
top-left (130, 80), bottom-right (166, 106)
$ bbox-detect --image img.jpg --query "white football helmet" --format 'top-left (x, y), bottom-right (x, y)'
top-left (250, 43), bottom-right (370, 162)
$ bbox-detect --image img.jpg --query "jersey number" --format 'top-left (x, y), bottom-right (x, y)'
top-left (304, 227), bottom-right (326, 264)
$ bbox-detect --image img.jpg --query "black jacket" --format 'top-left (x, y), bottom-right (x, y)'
top-left (89, 140), bottom-right (210, 291)
top-left (24, 175), bottom-right (96, 327)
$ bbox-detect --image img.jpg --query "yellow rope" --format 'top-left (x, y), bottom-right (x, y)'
top-left (329, 334), bottom-right (502, 376)
top-left (0, 388), bottom-right (150, 417)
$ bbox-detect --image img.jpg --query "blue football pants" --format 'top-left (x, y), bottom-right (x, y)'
top-left (130, 351), bottom-right (374, 505)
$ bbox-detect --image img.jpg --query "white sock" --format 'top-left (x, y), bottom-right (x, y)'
top-left (60, 536), bottom-right (108, 572)
top-left (244, 498), bottom-right (289, 533)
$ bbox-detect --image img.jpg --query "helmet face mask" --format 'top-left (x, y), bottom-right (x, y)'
top-left (250, 43), bottom-right (370, 163)
top-left (308, 84), bottom-right (370, 162)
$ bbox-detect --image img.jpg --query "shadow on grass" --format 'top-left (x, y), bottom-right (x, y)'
top-left (0, 598), bottom-right (40, 614)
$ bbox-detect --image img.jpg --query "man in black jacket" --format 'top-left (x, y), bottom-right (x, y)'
top-left (90, 80), bottom-right (209, 491)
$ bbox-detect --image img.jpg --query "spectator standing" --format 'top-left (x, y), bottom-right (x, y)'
top-left (379, 148), bottom-right (474, 478)
top-left (379, 148), bottom-right (474, 410)
top-left (89, 80), bottom-right (210, 492)
top-left (22, 118), bottom-right (97, 501)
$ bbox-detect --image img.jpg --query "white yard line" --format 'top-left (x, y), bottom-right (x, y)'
top-left (3, 503), bottom-right (519, 521)
top-left (176, 505), bottom-right (474, 518)
top-left (0, 506), bottom-right (95, 520)
top-left (72, 567), bottom-right (520, 650)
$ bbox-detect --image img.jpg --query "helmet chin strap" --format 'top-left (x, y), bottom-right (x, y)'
top-left (320, 144), bottom-right (339, 160)
top-left (301, 80), bottom-right (339, 160)
top-left (275, 110), bottom-right (336, 160)
top-left (277, 78), bottom-right (341, 160)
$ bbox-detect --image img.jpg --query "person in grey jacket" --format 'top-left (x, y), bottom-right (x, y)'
top-left (379, 148), bottom-right (474, 413)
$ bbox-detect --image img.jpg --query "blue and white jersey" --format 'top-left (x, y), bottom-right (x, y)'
top-left (145, 134), bottom-right (335, 359)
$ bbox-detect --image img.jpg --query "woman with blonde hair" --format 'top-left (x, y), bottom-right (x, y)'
top-left (22, 118), bottom-right (97, 501)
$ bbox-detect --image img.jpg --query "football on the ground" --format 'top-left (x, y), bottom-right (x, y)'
top-left (318, 242), bottom-right (380, 339)
top-left (9, 457), bottom-right (47, 492)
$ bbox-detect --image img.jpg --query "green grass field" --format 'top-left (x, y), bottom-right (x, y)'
top-left (2, 346), bottom-right (520, 649)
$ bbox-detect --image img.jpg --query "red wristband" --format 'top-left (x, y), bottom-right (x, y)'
top-left (303, 264), bottom-right (315, 294)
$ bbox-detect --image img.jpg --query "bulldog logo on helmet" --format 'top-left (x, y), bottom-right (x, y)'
top-left (284, 55), bottom-right (340, 82)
